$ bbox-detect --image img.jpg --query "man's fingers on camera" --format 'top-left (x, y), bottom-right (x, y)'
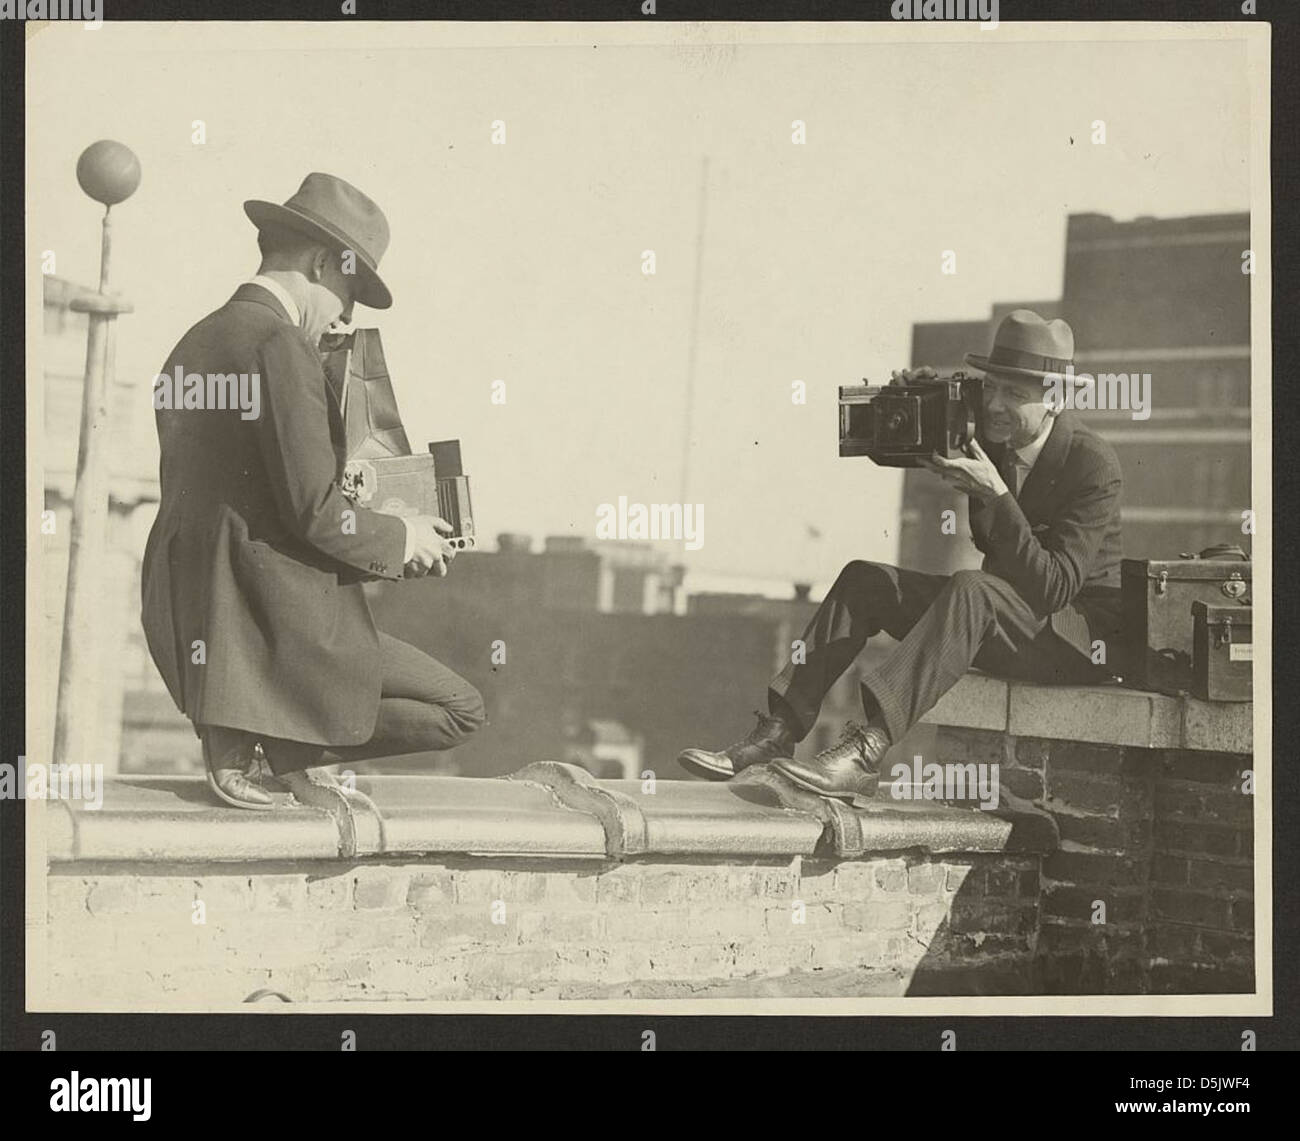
top-left (411, 514), bottom-right (453, 538)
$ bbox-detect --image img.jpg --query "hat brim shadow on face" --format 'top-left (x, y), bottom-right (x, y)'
top-left (244, 200), bottom-right (392, 310)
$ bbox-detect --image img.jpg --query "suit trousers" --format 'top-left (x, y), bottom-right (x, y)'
top-left (207, 633), bottom-right (486, 775)
top-left (768, 561), bottom-right (1104, 745)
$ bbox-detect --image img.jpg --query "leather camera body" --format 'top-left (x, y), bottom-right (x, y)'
top-left (320, 328), bottom-right (475, 550)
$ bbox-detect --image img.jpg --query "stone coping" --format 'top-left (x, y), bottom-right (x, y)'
top-left (921, 674), bottom-right (1252, 754)
top-left (44, 765), bottom-right (1058, 865)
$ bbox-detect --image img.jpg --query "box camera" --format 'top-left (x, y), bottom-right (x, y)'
top-left (838, 372), bottom-right (984, 467)
top-left (320, 328), bottom-right (476, 550)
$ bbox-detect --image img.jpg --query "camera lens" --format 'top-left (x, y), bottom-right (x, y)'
top-left (882, 407), bottom-right (911, 440)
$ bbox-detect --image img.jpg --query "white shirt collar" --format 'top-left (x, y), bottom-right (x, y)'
top-left (1011, 413), bottom-right (1057, 472)
top-left (244, 274), bottom-right (302, 328)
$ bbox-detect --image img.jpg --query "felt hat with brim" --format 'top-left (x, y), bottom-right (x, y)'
top-left (965, 309), bottom-right (1075, 383)
top-left (244, 172), bottom-right (393, 309)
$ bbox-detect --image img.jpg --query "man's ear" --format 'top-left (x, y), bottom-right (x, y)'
top-left (309, 246), bottom-right (329, 283)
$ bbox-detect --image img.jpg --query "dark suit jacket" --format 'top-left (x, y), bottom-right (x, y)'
top-left (969, 411), bottom-right (1124, 661)
top-left (141, 283), bottom-right (407, 746)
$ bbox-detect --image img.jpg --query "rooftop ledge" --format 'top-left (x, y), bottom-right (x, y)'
top-left (42, 680), bottom-right (1248, 865)
top-left (922, 674), bottom-right (1252, 754)
top-left (44, 764), bottom-right (1058, 865)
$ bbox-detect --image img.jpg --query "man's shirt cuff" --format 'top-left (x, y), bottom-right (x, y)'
top-left (401, 516), bottom-right (416, 564)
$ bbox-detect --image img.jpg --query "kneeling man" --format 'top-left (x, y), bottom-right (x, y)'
top-left (142, 173), bottom-right (485, 810)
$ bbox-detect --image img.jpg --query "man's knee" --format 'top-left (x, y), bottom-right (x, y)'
top-left (445, 684), bottom-right (486, 741)
top-left (835, 559), bottom-right (896, 595)
top-left (947, 569), bottom-right (998, 595)
top-left (944, 569), bottom-right (1003, 610)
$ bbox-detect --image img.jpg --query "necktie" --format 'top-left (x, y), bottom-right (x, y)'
top-left (1000, 449), bottom-right (1023, 498)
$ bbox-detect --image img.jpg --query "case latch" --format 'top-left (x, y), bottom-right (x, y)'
top-left (1221, 572), bottom-right (1247, 600)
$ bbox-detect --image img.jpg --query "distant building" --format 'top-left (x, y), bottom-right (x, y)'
top-left (899, 211), bottom-right (1251, 572)
top-left (366, 541), bottom-right (918, 783)
top-left (1062, 212), bottom-right (1251, 558)
top-left (365, 537), bottom-right (790, 778)
top-left (414, 533), bottom-right (684, 617)
top-left (565, 719), bottom-right (644, 780)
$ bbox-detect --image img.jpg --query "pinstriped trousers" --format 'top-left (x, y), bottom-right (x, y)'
top-left (767, 561), bottom-right (1103, 745)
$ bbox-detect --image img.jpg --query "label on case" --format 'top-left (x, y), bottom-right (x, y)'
top-left (1229, 643), bottom-right (1253, 661)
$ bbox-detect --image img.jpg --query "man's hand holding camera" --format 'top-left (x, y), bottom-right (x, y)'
top-left (405, 514), bottom-right (460, 578)
top-left (892, 366), bottom-right (1010, 503)
top-left (919, 440), bottom-right (1009, 503)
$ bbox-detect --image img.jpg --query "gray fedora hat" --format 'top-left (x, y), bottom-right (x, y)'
top-left (965, 309), bottom-right (1075, 381)
top-left (244, 172), bottom-right (393, 309)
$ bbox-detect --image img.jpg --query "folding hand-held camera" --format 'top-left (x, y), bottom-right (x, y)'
top-left (838, 373), bottom-right (984, 467)
top-left (320, 328), bottom-right (476, 550)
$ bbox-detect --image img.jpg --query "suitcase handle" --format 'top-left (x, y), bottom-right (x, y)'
top-left (1177, 543), bottom-right (1249, 561)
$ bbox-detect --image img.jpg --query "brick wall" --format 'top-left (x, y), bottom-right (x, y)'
top-left (935, 726), bottom-right (1255, 994)
top-left (43, 851), bottom-right (1049, 1005)
top-left (36, 711), bottom-right (1254, 1004)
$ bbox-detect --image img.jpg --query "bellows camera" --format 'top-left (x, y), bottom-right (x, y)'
top-left (320, 328), bottom-right (476, 550)
top-left (838, 372), bottom-right (984, 467)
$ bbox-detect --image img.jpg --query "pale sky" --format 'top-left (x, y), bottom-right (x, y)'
top-left (27, 22), bottom-right (1254, 592)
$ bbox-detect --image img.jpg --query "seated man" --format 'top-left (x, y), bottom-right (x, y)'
top-left (678, 309), bottom-right (1123, 801)
top-left (141, 173), bottom-right (485, 811)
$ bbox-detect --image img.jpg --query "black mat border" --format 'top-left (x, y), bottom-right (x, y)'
top-left (1, 0), bottom-right (1296, 1056)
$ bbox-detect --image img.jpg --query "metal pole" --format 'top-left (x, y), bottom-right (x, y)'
top-left (679, 156), bottom-right (709, 508)
top-left (52, 207), bottom-right (132, 768)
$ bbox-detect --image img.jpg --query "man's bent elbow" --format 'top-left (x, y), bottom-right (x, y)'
top-left (1037, 572), bottom-right (1084, 618)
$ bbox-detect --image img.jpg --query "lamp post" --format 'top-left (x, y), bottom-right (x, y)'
top-left (51, 140), bottom-right (139, 771)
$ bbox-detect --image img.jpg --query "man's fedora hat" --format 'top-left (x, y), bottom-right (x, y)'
top-left (244, 172), bottom-right (393, 309)
top-left (965, 309), bottom-right (1075, 382)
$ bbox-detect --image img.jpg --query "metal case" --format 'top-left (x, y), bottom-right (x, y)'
top-left (1120, 545), bottom-right (1251, 694)
top-left (1191, 601), bottom-right (1253, 703)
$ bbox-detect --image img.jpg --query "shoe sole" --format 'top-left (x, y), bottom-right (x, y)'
top-left (205, 768), bottom-right (274, 811)
top-left (773, 765), bottom-right (874, 804)
top-left (677, 752), bottom-right (737, 782)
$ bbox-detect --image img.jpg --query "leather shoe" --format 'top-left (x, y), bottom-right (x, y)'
top-left (202, 727), bottom-right (274, 810)
top-left (678, 711), bottom-right (798, 781)
top-left (771, 721), bottom-right (889, 803)
top-left (246, 744), bottom-right (292, 795)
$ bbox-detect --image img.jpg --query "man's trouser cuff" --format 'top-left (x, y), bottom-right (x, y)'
top-left (857, 672), bottom-right (907, 745)
top-left (261, 737), bottom-right (326, 776)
